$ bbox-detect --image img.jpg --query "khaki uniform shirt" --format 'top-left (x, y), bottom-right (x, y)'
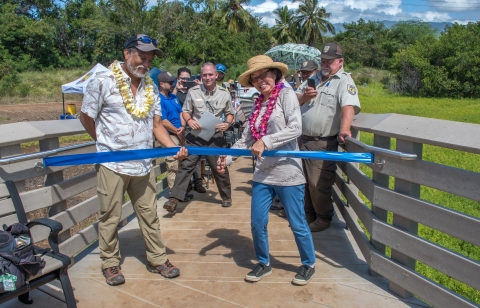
top-left (183, 84), bottom-right (234, 121)
top-left (301, 67), bottom-right (361, 137)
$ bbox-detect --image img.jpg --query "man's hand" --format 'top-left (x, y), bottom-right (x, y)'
top-left (194, 79), bottom-right (202, 85)
top-left (176, 79), bottom-right (186, 92)
top-left (217, 156), bottom-right (227, 174)
top-left (188, 119), bottom-right (201, 130)
top-left (215, 122), bottom-right (230, 132)
top-left (303, 86), bottom-right (318, 101)
top-left (338, 128), bottom-right (351, 144)
top-left (251, 139), bottom-right (266, 159)
top-left (176, 126), bottom-right (185, 135)
top-left (173, 146), bottom-right (188, 160)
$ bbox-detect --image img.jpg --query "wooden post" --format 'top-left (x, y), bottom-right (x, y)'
top-left (40, 138), bottom-right (70, 243)
top-left (389, 139), bottom-right (422, 298)
top-left (370, 134), bottom-right (390, 277)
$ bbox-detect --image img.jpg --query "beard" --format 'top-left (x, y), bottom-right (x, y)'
top-left (321, 70), bottom-right (330, 77)
top-left (126, 60), bottom-right (147, 78)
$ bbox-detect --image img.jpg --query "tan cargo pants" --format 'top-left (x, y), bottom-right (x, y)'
top-left (96, 165), bottom-right (167, 270)
top-left (165, 135), bottom-right (180, 189)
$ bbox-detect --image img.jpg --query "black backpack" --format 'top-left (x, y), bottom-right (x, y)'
top-left (0, 223), bottom-right (45, 293)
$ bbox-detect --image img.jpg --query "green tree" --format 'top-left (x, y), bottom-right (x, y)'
top-left (218, 0), bottom-right (254, 33)
top-left (293, 0), bottom-right (335, 46)
top-left (392, 22), bottom-right (480, 98)
top-left (272, 6), bottom-right (297, 44)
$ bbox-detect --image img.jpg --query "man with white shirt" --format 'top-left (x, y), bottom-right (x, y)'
top-left (80, 34), bottom-right (187, 286)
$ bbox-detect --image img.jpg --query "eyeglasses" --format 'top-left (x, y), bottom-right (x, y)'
top-left (250, 69), bottom-right (271, 84)
top-left (321, 58), bottom-right (338, 65)
top-left (168, 81), bottom-right (174, 85)
top-left (126, 36), bottom-right (158, 48)
top-left (179, 77), bottom-right (189, 81)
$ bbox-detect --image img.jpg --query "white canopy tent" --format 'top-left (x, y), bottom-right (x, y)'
top-left (60, 63), bottom-right (108, 115)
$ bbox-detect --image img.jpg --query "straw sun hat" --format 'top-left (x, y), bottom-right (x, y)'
top-left (238, 55), bottom-right (288, 87)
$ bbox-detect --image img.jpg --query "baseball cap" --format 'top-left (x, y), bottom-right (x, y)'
top-left (124, 34), bottom-right (163, 58)
top-left (157, 71), bottom-right (176, 82)
top-left (300, 60), bottom-right (318, 71)
top-left (216, 63), bottom-right (227, 74)
top-left (320, 42), bottom-right (343, 59)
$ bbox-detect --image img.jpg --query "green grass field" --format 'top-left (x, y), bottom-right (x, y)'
top-left (354, 74), bottom-right (480, 304)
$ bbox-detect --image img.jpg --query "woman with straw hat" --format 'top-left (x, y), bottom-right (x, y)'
top-left (217, 55), bottom-right (316, 285)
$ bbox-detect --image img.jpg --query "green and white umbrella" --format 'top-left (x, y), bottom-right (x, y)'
top-left (265, 43), bottom-right (321, 70)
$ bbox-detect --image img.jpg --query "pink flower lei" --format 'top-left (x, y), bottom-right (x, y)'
top-left (249, 82), bottom-right (285, 141)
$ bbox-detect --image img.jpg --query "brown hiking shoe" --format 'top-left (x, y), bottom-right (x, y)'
top-left (147, 259), bottom-right (180, 278)
top-left (309, 218), bottom-right (331, 232)
top-left (163, 197), bottom-right (179, 212)
top-left (103, 266), bottom-right (125, 286)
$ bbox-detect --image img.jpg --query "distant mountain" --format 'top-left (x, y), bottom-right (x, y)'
top-left (331, 21), bottom-right (452, 34)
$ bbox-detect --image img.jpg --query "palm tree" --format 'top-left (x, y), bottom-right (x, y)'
top-left (218, 0), bottom-right (254, 33)
top-left (293, 0), bottom-right (335, 46)
top-left (272, 6), bottom-right (298, 44)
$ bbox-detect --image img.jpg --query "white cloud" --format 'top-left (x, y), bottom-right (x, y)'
top-left (245, 0), bottom-right (280, 14)
top-left (410, 11), bottom-right (451, 22)
top-left (245, 0), bottom-right (472, 27)
top-left (428, 0), bottom-right (480, 12)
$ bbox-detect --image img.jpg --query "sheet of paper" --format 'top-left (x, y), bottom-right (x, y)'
top-left (191, 111), bottom-right (223, 141)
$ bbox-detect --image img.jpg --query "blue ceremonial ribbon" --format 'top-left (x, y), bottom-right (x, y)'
top-left (43, 147), bottom-right (373, 167)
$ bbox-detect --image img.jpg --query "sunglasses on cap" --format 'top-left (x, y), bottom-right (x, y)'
top-left (126, 36), bottom-right (158, 48)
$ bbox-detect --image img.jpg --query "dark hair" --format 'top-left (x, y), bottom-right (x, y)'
top-left (177, 67), bottom-right (191, 77)
top-left (248, 68), bottom-right (283, 87)
top-left (271, 68), bottom-right (283, 84)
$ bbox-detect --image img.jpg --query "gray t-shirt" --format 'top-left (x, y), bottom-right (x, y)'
top-left (231, 87), bottom-right (305, 186)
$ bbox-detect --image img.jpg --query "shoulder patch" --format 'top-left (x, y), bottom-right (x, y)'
top-left (347, 84), bottom-right (357, 96)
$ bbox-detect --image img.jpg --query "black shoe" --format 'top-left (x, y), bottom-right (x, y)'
top-left (292, 265), bottom-right (315, 285)
top-left (194, 184), bottom-right (206, 193)
top-left (245, 263), bottom-right (272, 282)
top-left (221, 199), bottom-right (232, 207)
top-left (179, 193), bottom-right (194, 202)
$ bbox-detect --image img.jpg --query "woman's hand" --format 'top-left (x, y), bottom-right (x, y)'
top-left (251, 139), bottom-right (266, 159)
top-left (217, 156), bottom-right (227, 174)
top-left (173, 146), bottom-right (188, 160)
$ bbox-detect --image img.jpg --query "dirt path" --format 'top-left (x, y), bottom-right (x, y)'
top-left (0, 101), bottom-right (82, 124)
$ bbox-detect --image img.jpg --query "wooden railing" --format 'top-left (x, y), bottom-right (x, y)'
top-left (1, 114), bottom-right (479, 307)
top-left (335, 113), bottom-right (480, 307)
top-left (0, 120), bottom-right (168, 260)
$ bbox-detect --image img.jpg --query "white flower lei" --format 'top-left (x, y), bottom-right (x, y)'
top-left (109, 60), bottom-right (154, 119)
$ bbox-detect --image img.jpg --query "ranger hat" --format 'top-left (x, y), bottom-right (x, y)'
top-left (320, 42), bottom-right (344, 60)
top-left (300, 60), bottom-right (318, 71)
top-left (124, 34), bottom-right (163, 58)
top-left (157, 71), bottom-right (176, 82)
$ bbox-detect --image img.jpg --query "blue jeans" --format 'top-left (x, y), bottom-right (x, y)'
top-left (251, 182), bottom-right (316, 266)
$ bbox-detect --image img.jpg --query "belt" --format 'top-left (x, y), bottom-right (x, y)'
top-left (302, 135), bottom-right (337, 141)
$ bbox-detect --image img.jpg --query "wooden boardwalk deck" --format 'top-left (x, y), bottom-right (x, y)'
top-left (6, 157), bottom-right (428, 308)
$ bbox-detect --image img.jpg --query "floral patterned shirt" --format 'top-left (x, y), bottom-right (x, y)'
top-left (81, 63), bottom-right (161, 176)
